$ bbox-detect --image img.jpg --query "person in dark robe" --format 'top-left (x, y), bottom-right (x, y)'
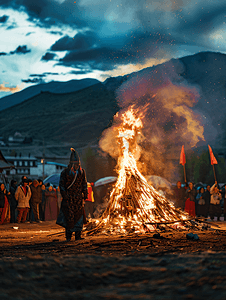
top-left (59, 148), bottom-right (88, 242)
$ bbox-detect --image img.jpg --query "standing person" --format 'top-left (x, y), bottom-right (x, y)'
top-left (15, 176), bottom-right (31, 223)
top-left (0, 183), bottom-right (6, 225)
top-left (0, 183), bottom-right (11, 224)
top-left (38, 179), bottom-right (45, 221)
top-left (196, 187), bottom-right (205, 217)
top-left (185, 182), bottom-right (196, 217)
top-left (44, 185), bottom-right (58, 221)
top-left (173, 181), bottom-right (187, 210)
top-left (9, 179), bottom-right (18, 223)
top-left (30, 179), bottom-right (42, 223)
top-left (85, 182), bottom-right (95, 218)
top-left (209, 181), bottom-right (222, 221)
top-left (203, 185), bottom-right (211, 218)
top-left (59, 148), bottom-right (88, 242)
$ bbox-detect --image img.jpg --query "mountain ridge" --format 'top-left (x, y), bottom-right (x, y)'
top-left (1, 51), bottom-right (226, 150)
top-left (0, 78), bottom-right (100, 111)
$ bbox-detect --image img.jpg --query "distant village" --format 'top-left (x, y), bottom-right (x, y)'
top-left (0, 132), bottom-right (67, 181)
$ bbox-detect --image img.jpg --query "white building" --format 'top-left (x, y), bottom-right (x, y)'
top-left (4, 155), bottom-right (66, 178)
top-left (30, 161), bottom-right (66, 178)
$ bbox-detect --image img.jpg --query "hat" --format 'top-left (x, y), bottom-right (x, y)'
top-left (69, 148), bottom-right (80, 163)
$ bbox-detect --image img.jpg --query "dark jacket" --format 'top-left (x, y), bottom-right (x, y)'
top-left (30, 184), bottom-right (42, 204)
top-left (0, 190), bottom-right (5, 208)
top-left (186, 188), bottom-right (196, 202)
top-left (9, 185), bottom-right (18, 208)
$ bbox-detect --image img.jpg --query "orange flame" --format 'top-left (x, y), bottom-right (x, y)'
top-left (89, 106), bottom-right (189, 235)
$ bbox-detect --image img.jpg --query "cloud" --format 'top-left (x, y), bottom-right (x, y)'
top-left (177, 4), bottom-right (226, 36)
top-left (69, 70), bottom-right (92, 75)
top-left (41, 52), bottom-right (56, 61)
top-left (10, 45), bottom-right (31, 55)
top-left (1, 0), bottom-right (87, 28)
top-left (58, 47), bottom-right (138, 71)
top-left (1, 0), bottom-right (226, 89)
top-left (25, 31), bottom-right (35, 36)
top-left (50, 31), bottom-right (98, 51)
top-left (0, 15), bottom-right (9, 23)
top-left (21, 78), bottom-right (44, 83)
top-left (42, 72), bottom-right (59, 76)
top-left (0, 83), bottom-right (23, 93)
top-left (29, 74), bottom-right (46, 78)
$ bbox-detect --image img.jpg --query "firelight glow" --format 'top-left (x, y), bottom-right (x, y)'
top-left (87, 106), bottom-right (189, 235)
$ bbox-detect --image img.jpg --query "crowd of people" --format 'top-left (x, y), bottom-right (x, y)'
top-left (1, 173), bottom-right (226, 230)
top-left (0, 175), bottom-right (62, 225)
top-left (173, 181), bottom-right (226, 220)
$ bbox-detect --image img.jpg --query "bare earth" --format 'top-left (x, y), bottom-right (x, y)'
top-left (0, 220), bottom-right (226, 300)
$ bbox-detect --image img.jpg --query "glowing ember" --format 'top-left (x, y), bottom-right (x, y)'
top-left (87, 106), bottom-right (190, 235)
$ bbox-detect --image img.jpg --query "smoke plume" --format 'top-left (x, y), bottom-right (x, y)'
top-left (99, 60), bottom-right (205, 180)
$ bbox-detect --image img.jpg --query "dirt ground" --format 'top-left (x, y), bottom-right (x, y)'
top-left (0, 220), bottom-right (226, 299)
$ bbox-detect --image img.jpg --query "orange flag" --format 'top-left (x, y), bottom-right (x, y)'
top-left (208, 145), bottom-right (218, 165)
top-left (179, 145), bottom-right (186, 166)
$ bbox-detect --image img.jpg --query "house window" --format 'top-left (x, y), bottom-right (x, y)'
top-left (24, 161), bottom-right (28, 166)
top-left (30, 161), bottom-right (33, 167)
top-left (14, 161), bottom-right (17, 166)
top-left (19, 161), bottom-right (22, 166)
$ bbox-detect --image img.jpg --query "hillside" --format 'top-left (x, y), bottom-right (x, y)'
top-left (0, 83), bottom-right (118, 148)
top-left (0, 78), bottom-right (100, 111)
top-left (1, 51), bottom-right (226, 152)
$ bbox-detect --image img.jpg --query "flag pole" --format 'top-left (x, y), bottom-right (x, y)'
top-left (208, 145), bottom-right (218, 182)
top-left (183, 164), bottom-right (187, 183)
top-left (212, 164), bottom-right (217, 182)
top-left (180, 145), bottom-right (187, 183)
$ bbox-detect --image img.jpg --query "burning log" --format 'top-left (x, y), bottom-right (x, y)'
top-left (85, 107), bottom-right (194, 236)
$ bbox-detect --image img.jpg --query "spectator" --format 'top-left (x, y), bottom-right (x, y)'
top-left (30, 179), bottom-right (42, 223)
top-left (85, 182), bottom-right (95, 218)
top-left (0, 183), bottom-right (6, 224)
top-left (15, 176), bottom-right (31, 223)
top-left (173, 181), bottom-right (187, 210)
top-left (185, 182), bottom-right (196, 217)
top-left (0, 183), bottom-right (11, 224)
top-left (203, 185), bottom-right (211, 218)
top-left (9, 179), bottom-right (18, 223)
top-left (209, 181), bottom-right (222, 221)
top-left (196, 187), bottom-right (205, 217)
top-left (44, 185), bottom-right (58, 221)
top-left (38, 179), bottom-right (45, 221)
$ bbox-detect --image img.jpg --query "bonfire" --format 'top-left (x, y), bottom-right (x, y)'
top-left (86, 106), bottom-right (192, 235)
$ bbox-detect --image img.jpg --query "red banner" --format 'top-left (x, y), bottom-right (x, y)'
top-left (208, 145), bottom-right (218, 165)
top-left (179, 145), bottom-right (186, 166)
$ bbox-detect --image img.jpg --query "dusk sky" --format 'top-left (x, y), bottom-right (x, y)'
top-left (0, 0), bottom-right (226, 99)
